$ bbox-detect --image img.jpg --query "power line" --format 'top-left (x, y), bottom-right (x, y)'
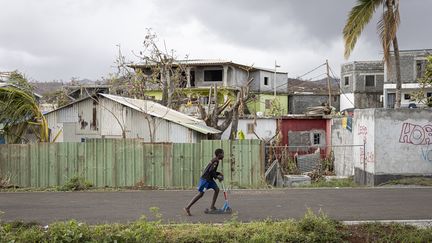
top-left (275, 63), bottom-right (327, 89)
top-left (296, 63), bottom-right (326, 79)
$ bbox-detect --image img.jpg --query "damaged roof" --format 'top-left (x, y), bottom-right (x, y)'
top-left (100, 94), bottom-right (220, 134)
top-left (130, 59), bottom-right (288, 74)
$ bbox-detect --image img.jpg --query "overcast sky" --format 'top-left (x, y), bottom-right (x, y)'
top-left (0, 0), bottom-right (430, 82)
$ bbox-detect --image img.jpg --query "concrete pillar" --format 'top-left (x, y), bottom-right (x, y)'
top-left (223, 65), bottom-right (228, 87)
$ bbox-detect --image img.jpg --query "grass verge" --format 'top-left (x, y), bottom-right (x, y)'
top-left (382, 177), bottom-right (432, 186)
top-left (1, 210), bottom-right (432, 242)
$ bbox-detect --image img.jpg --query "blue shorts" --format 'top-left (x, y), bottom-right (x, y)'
top-left (197, 178), bottom-right (218, 192)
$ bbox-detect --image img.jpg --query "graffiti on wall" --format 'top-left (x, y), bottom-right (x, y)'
top-left (399, 123), bottom-right (432, 145)
top-left (360, 147), bottom-right (374, 164)
top-left (357, 124), bottom-right (374, 164)
top-left (399, 123), bottom-right (432, 163)
top-left (358, 124), bottom-right (368, 143)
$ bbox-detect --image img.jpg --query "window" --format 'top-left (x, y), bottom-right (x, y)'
top-left (344, 76), bottom-right (349, 86)
top-left (264, 77), bottom-right (269, 86)
top-left (365, 75), bottom-right (375, 87)
top-left (204, 69), bottom-right (223, 82)
top-left (404, 94), bottom-right (413, 100)
top-left (313, 133), bottom-right (321, 145)
top-left (265, 99), bottom-right (271, 109)
top-left (247, 123), bottom-right (254, 134)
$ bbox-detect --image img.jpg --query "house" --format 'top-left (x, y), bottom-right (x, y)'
top-left (280, 115), bottom-right (331, 157)
top-left (384, 49), bottom-right (432, 108)
top-left (340, 61), bottom-right (384, 111)
top-left (220, 117), bottom-right (277, 141)
top-left (287, 79), bottom-right (340, 114)
top-left (44, 94), bottom-right (220, 143)
top-left (130, 59), bottom-right (289, 116)
top-left (65, 84), bottom-right (111, 100)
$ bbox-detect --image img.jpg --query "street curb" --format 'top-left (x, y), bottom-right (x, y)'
top-left (343, 219), bottom-right (432, 228)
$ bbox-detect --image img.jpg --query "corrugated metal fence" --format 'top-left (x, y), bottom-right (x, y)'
top-left (0, 139), bottom-right (264, 188)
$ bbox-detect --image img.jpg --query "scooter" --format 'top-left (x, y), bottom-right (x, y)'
top-left (204, 180), bottom-right (232, 214)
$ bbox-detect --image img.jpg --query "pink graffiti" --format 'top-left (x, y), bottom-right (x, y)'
top-left (360, 147), bottom-right (374, 164)
top-left (358, 124), bottom-right (368, 143)
top-left (399, 123), bottom-right (432, 145)
top-left (358, 125), bottom-right (368, 136)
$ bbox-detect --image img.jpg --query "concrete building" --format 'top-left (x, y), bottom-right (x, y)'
top-left (384, 49), bottom-right (432, 108)
top-left (131, 59), bottom-right (289, 116)
top-left (220, 117), bottom-right (277, 141)
top-left (44, 94), bottom-right (220, 143)
top-left (340, 61), bottom-right (384, 111)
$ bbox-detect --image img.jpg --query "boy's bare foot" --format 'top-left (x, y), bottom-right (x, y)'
top-left (184, 207), bottom-right (192, 216)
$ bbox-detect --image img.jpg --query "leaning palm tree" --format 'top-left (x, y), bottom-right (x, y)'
top-left (343, 0), bottom-right (402, 108)
top-left (0, 86), bottom-right (49, 143)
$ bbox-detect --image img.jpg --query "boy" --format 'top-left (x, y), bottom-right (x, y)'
top-left (184, 148), bottom-right (224, 216)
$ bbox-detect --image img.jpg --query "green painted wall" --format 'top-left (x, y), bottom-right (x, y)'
top-left (0, 139), bottom-right (264, 189)
top-left (247, 94), bottom-right (288, 116)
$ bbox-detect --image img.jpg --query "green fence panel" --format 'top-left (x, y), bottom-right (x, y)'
top-left (0, 139), bottom-right (264, 188)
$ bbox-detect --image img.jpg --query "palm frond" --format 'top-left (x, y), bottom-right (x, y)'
top-left (343, 0), bottom-right (383, 59)
top-left (0, 87), bottom-right (48, 142)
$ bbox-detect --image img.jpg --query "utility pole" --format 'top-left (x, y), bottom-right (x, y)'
top-left (274, 60), bottom-right (280, 98)
top-left (326, 59), bottom-right (332, 107)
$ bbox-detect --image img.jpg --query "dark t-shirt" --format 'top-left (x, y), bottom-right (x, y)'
top-left (201, 158), bottom-right (220, 181)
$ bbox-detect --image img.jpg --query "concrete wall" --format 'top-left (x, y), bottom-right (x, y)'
top-left (221, 118), bottom-right (276, 140)
top-left (341, 61), bottom-right (384, 109)
top-left (353, 109), bottom-right (375, 184)
top-left (256, 71), bottom-right (288, 94)
top-left (331, 118), bottom-right (354, 176)
top-left (289, 95), bottom-right (340, 114)
top-left (354, 108), bottom-right (432, 185)
top-left (386, 50), bottom-right (430, 84)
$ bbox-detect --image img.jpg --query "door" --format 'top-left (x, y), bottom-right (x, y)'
top-left (387, 93), bottom-right (395, 108)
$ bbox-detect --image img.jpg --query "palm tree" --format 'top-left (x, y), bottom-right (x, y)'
top-left (343, 0), bottom-right (402, 108)
top-left (0, 86), bottom-right (49, 143)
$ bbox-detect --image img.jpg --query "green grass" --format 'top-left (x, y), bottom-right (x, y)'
top-left (300, 178), bottom-right (358, 188)
top-left (383, 177), bottom-right (432, 186)
top-left (2, 210), bottom-right (432, 243)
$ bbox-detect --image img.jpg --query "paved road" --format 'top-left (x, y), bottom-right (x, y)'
top-left (1, 188), bottom-right (432, 225)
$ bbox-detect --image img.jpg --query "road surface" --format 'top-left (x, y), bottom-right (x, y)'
top-left (1, 187), bottom-right (431, 225)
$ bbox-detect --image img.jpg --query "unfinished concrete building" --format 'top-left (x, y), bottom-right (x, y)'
top-left (340, 61), bottom-right (384, 111)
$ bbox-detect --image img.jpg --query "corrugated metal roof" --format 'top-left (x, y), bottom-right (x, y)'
top-left (100, 94), bottom-right (220, 134)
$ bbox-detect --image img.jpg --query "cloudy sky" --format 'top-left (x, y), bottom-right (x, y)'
top-left (0, 0), bottom-right (430, 82)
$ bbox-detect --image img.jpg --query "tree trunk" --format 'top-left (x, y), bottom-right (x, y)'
top-left (229, 108), bottom-right (239, 140)
top-left (161, 66), bottom-right (168, 106)
top-left (166, 69), bottom-right (174, 108)
top-left (393, 36), bottom-right (402, 108)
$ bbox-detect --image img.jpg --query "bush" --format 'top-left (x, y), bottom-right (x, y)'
top-left (58, 176), bottom-right (93, 191)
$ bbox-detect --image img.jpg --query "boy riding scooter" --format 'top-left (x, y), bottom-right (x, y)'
top-left (184, 148), bottom-right (224, 216)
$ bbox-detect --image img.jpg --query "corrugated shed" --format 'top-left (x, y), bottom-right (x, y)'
top-left (100, 94), bottom-right (220, 135)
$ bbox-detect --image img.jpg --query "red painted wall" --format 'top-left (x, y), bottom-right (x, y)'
top-left (279, 118), bottom-right (331, 157)
top-left (280, 119), bottom-right (327, 145)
